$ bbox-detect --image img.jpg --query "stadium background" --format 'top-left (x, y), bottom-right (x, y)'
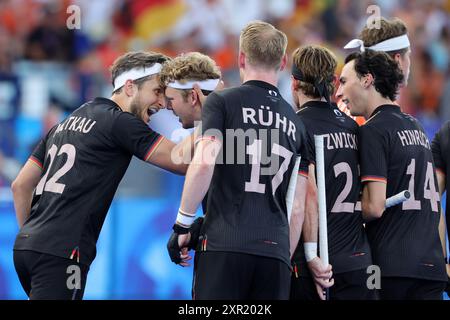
top-left (0, 0), bottom-right (449, 299)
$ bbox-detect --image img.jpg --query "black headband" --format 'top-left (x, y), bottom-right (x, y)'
top-left (292, 65), bottom-right (334, 105)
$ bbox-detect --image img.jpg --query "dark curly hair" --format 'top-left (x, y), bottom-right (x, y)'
top-left (345, 50), bottom-right (404, 101)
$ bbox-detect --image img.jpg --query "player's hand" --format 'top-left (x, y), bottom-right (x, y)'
top-left (307, 257), bottom-right (333, 280)
top-left (167, 229), bottom-right (192, 267)
top-left (193, 81), bottom-right (224, 107)
top-left (193, 84), bottom-right (207, 107)
top-left (187, 217), bottom-right (204, 250)
top-left (314, 281), bottom-right (333, 300)
top-left (215, 80), bottom-right (225, 90)
top-left (307, 257), bottom-right (334, 300)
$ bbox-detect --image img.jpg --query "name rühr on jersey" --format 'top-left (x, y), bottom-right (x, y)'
top-left (242, 106), bottom-right (297, 141)
top-left (323, 132), bottom-right (358, 150)
top-left (397, 129), bottom-right (430, 149)
top-left (54, 116), bottom-right (96, 135)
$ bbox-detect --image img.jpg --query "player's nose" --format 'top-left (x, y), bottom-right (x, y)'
top-left (157, 94), bottom-right (167, 109)
top-left (335, 85), bottom-right (343, 99)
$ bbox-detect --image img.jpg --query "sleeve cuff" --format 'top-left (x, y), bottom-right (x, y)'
top-left (361, 175), bottom-right (387, 183)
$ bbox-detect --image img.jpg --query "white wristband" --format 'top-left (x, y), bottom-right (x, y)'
top-left (176, 208), bottom-right (196, 228)
top-left (304, 242), bottom-right (318, 262)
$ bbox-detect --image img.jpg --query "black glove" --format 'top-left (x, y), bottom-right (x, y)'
top-left (187, 217), bottom-right (204, 250)
top-left (167, 224), bottom-right (189, 264)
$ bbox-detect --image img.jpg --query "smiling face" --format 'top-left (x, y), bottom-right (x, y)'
top-left (129, 76), bottom-right (165, 124)
top-left (165, 87), bottom-right (197, 129)
top-left (336, 60), bottom-right (368, 118)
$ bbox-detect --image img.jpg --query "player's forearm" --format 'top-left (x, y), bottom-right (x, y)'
top-left (178, 162), bottom-right (214, 216)
top-left (11, 183), bottom-right (34, 228)
top-left (289, 175), bottom-right (308, 258)
top-left (177, 139), bottom-right (221, 218)
top-left (361, 182), bottom-right (386, 222)
top-left (289, 214), bottom-right (303, 259)
top-left (11, 161), bottom-right (42, 228)
top-left (302, 170), bottom-right (318, 243)
top-left (172, 127), bottom-right (201, 166)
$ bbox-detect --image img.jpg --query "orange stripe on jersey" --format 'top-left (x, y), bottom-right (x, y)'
top-left (145, 135), bottom-right (165, 161)
top-left (298, 170), bottom-right (308, 178)
top-left (337, 100), bottom-right (366, 126)
top-left (29, 157), bottom-right (43, 170)
top-left (436, 168), bottom-right (446, 176)
top-left (361, 176), bottom-right (387, 183)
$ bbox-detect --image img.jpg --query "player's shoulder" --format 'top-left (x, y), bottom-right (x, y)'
top-left (213, 85), bottom-right (241, 99)
top-left (437, 120), bottom-right (450, 136)
top-left (297, 102), bottom-right (358, 130)
top-left (359, 114), bottom-right (385, 136)
top-left (69, 97), bottom-right (123, 124)
top-left (212, 84), bottom-right (261, 106)
top-left (398, 111), bottom-right (430, 135)
top-left (91, 97), bottom-right (122, 116)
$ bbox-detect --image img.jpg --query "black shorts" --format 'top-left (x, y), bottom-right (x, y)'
top-left (13, 250), bottom-right (89, 300)
top-left (193, 251), bottom-right (291, 300)
top-left (290, 269), bottom-right (379, 300)
top-left (379, 277), bottom-right (446, 300)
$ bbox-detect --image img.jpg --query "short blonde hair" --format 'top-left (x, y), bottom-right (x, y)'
top-left (239, 20), bottom-right (287, 70)
top-left (160, 52), bottom-right (221, 86)
top-left (159, 52), bottom-right (221, 101)
top-left (292, 45), bottom-right (337, 99)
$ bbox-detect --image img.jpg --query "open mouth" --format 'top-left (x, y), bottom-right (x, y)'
top-left (147, 107), bottom-right (158, 117)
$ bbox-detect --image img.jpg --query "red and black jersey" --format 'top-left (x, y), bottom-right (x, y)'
top-left (14, 98), bottom-right (163, 266)
top-left (292, 101), bottom-right (372, 276)
top-left (199, 80), bottom-right (310, 267)
top-left (359, 104), bottom-right (446, 282)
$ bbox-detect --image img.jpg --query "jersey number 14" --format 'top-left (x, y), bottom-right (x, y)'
top-left (403, 158), bottom-right (440, 212)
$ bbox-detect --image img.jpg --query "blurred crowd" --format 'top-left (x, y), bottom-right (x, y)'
top-left (0, 0), bottom-right (449, 188)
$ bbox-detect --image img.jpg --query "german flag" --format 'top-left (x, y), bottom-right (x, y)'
top-left (130, 0), bottom-right (187, 41)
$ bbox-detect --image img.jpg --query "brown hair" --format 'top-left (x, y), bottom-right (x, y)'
top-left (110, 51), bottom-right (169, 94)
top-left (239, 20), bottom-right (287, 70)
top-left (292, 45), bottom-right (337, 99)
top-left (359, 17), bottom-right (409, 57)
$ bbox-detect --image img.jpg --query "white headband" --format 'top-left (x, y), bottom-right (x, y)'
top-left (113, 63), bottom-right (162, 91)
top-left (167, 78), bottom-right (220, 91)
top-left (344, 34), bottom-right (410, 53)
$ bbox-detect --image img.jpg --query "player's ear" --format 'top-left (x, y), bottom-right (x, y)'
top-left (279, 53), bottom-right (288, 71)
top-left (190, 89), bottom-right (198, 106)
top-left (393, 53), bottom-right (402, 65)
top-left (291, 76), bottom-right (299, 91)
top-left (193, 84), bottom-right (207, 107)
top-left (362, 74), bottom-right (374, 88)
top-left (239, 51), bottom-right (246, 69)
top-left (124, 79), bottom-right (135, 97)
